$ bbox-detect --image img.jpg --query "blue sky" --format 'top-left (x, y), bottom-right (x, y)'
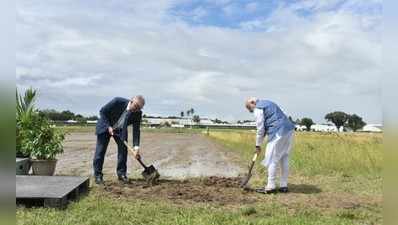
top-left (170, 0), bottom-right (381, 30)
top-left (170, 0), bottom-right (280, 29)
top-left (17, 0), bottom-right (382, 123)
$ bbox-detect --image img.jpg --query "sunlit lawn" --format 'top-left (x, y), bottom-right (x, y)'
top-left (17, 129), bottom-right (382, 225)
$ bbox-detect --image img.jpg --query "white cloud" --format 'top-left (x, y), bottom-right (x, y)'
top-left (16, 0), bottom-right (382, 123)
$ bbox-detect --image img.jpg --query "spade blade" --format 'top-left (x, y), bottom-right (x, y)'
top-left (141, 165), bottom-right (160, 185)
top-left (240, 172), bottom-right (252, 188)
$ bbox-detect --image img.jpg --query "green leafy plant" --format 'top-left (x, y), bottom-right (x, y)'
top-left (16, 88), bottom-right (65, 160)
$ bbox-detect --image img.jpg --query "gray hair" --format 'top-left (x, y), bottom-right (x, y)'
top-left (132, 95), bottom-right (145, 106)
top-left (245, 97), bottom-right (257, 112)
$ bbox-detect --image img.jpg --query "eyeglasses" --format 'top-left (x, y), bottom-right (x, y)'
top-left (131, 100), bottom-right (144, 110)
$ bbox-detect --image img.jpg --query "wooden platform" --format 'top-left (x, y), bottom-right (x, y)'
top-left (16, 176), bottom-right (89, 209)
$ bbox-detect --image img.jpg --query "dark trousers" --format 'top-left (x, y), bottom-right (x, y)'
top-left (93, 132), bottom-right (128, 177)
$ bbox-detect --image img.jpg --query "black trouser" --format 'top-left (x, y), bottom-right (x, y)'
top-left (93, 132), bottom-right (128, 177)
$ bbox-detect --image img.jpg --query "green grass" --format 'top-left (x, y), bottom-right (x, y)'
top-left (17, 130), bottom-right (382, 225)
top-left (208, 131), bottom-right (382, 195)
top-left (17, 190), bottom-right (375, 225)
top-left (208, 131), bottom-right (382, 178)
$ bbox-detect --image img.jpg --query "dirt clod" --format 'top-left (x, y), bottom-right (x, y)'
top-left (102, 176), bottom-right (257, 205)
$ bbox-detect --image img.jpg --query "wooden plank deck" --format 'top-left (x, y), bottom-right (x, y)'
top-left (16, 176), bottom-right (89, 209)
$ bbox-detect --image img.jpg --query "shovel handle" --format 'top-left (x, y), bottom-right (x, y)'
top-left (240, 152), bottom-right (258, 188)
top-left (122, 140), bottom-right (147, 169)
top-left (247, 153), bottom-right (258, 175)
top-left (252, 153), bottom-right (258, 162)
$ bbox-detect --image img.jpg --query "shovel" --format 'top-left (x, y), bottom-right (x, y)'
top-left (113, 134), bottom-right (160, 185)
top-left (240, 152), bottom-right (258, 189)
top-left (121, 140), bottom-right (160, 185)
top-left (120, 140), bottom-right (160, 185)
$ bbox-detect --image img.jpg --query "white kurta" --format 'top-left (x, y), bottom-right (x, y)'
top-left (262, 131), bottom-right (294, 167)
top-left (253, 108), bottom-right (294, 167)
top-left (253, 108), bottom-right (265, 146)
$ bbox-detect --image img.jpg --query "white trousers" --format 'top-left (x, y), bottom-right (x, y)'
top-left (262, 130), bottom-right (294, 189)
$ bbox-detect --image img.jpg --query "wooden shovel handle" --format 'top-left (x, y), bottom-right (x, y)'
top-left (252, 153), bottom-right (258, 162)
top-left (122, 140), bottom-right (147, 168)
top-left (248, 153), bottom-right (258, 173)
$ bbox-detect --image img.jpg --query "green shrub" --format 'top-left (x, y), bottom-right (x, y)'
top-left (16, 88), bottom-right (65, 160)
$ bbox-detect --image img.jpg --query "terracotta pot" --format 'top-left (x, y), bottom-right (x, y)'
top-left (31, 159), bottom-right (57, 176)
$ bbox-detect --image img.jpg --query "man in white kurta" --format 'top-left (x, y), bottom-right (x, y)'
top-left (246, 97), bottom-right (295, 194)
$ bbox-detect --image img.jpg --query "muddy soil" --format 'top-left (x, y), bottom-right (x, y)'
top-left (56, 132), bottom-right (244, 178)
top-left (99, 176), bottom-right (380, 210)
top-left (102, 176), bottom-right (258, 205)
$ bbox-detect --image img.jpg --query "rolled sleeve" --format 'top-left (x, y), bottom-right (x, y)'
top-left (254, 108), bottom-right (265, 146)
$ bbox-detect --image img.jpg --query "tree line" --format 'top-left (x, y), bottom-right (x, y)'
top-left (293, 111), bottom-right (366, 132)
top-left (38, 108), bottom-right (366, 132)
top-left (38, 109), bottom-right (98, 123)
top-left (180, 108), bottom-right (201, 123)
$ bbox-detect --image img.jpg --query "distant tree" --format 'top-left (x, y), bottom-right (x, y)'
top-left (39, 109), bottom-right (59, 121)
top-left (180, 111), bottom-right (184, 118)
top-left (212, 118), bottom-right (221, 124)
top-left (186, 110), bottom-right (190, 117)
top-left (192, 115), bottom-right (200, 123)
top-left (288, 116), bottom-right (295, 124)
top-left (325, 111), bottom-right (348, 132)
top-left (212, 118), bottom-right (229, 124)
top-left (295, 118), bottom-right (301, 125)
top-left (86, 115), bottom-right (99, 121)
top-left (162, 121), bottom-right (171, 127)
top-left (74, 114), bottom-right (86, 123)
top-left (61, 110), bottom-right (75, 120)
top-left (346, 114), bottom-right (366, 132)
top-left (40, 109), bottom-right (100, 122)
top-left (300, 118), bottom-right (314, 131)
top-left (190, 108), bottom-right (195, 115)
top-left (39, 109), bottom-right (70, 121)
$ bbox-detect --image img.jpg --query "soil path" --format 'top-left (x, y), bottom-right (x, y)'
top-left (55, 132), bottom-right (244, 178)
top-left (98, 177), bottom-right (380, 210)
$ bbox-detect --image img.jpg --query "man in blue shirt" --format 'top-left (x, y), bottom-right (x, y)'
top-left (245, 97), bottom-right (295, 194)
top-left (93, 96), bottom-right (145, 185)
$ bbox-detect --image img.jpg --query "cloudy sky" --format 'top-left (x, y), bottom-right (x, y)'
top-left (16, 0), bottom-right (382, 123)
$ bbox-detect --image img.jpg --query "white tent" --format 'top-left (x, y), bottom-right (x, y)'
top-left (361, 124), bottom-right (382, 133)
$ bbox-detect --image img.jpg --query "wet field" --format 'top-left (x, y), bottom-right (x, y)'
top-left (56, 131), bottom-right (244, 179)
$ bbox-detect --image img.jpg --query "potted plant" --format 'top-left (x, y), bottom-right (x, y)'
top-left (16, 88), bottom-right (37, 158)
top-left (17, 88), bottom-right (65, 175)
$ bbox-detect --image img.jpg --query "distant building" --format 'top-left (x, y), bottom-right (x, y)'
top-left (171, 124), bottom-right (184, 128)
top-left (86, 120), bottom-right (98, 124)
top-left (199, 118), bottom-right (215, 125)
top-left (311, 124), bottom-right (339, 132)
top-left (145, 117), bottom-right (216, 127)
top-left (361, 124), bottom-right (382, 133)
top-left (295, 124), bottom-right (339, 132)
top-left (65, 120), bottom-right (78, 124)
top-left (295, 125), bottom-right (306, 131)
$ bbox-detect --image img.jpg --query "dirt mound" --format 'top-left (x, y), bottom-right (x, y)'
top-left (102, 176), bottom-right (257, 205)
top-left (202, 176), bottom-right (241, 187)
